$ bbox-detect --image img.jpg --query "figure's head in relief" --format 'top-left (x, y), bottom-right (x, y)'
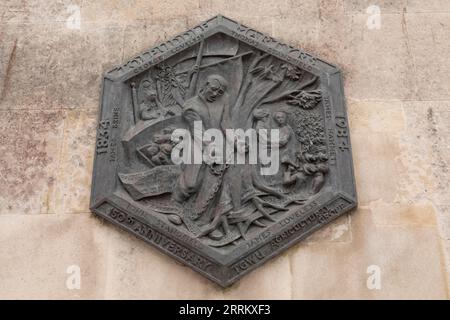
top-left (253, 107), bottom-right (270, 121)
top-left (141, 80), bottom-right (158, 103)
top-left (200, 74), bottom-right (228, 102)
top-left (273, 111), bottom-right (287, 126)
top-left (145, 89), bottom-right (157, 100)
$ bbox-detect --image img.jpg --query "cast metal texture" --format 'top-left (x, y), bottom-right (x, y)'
top-left (90, 15), bottom-right (357, 287)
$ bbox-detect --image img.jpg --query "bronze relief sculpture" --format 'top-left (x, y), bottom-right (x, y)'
top-left (90, 15), bottom-right (357, 286)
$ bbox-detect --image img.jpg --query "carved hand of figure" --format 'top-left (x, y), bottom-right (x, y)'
top-left (303, 163), bottom-right (318, 175)
top-left (285, 160), bottom-right (299, 170)
top-left (288, 90), bottom-right (322, 109)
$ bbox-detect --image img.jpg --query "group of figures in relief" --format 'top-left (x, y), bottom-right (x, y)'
top-left (119, 34), bottom-right (329, 247)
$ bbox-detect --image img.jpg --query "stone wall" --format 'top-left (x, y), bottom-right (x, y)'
top-left (0, 0), bottom-right (449, 299)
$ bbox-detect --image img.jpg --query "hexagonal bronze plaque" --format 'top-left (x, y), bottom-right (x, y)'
top-left (90, 15), bottom-right (357, 287)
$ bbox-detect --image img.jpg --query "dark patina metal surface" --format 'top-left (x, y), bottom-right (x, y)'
top-left (90, 15), bottom-right (357, 287)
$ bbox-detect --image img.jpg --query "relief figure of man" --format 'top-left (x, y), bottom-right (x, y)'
top-left (172, 74), bottom-right (232, 220)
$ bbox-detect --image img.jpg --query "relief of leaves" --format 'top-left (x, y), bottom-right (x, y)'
top-left (291, 109), bottom-right (326, 154)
